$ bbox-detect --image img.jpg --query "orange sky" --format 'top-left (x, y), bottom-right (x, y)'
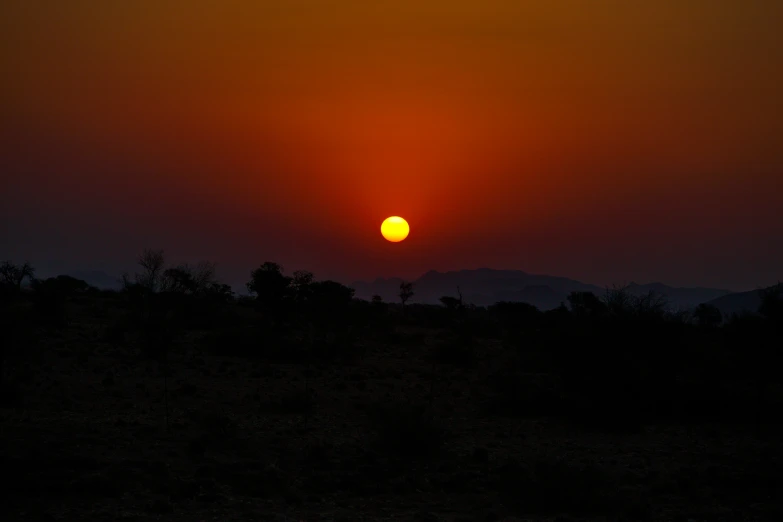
top-left (2, 1), bottom-right (782, 290)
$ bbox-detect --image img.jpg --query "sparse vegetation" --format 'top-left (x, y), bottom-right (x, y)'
top-left (2, 254), bottom-right (783, 520)
top-left (399, 280), bottom-right (414, 311)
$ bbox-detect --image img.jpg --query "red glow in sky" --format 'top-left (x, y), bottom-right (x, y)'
top-left (2, 1), bottom-right (782, 290)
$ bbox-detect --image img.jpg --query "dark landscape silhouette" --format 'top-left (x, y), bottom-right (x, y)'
top-left (350, 268), bottom-right (735, 310)
top-left (2, 252), bottom-right (783, 521)
top-left (36, 266), bottom-right (743, 313)
top-left (3, 1), bottom-right (783, 520)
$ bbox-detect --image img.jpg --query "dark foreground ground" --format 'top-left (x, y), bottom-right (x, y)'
top-left (2, 297), bottom-right (782, 522)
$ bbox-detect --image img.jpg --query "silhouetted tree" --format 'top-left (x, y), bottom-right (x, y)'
top-left (119, 271), bottom-right (134, 291)
top-left (136, 249), bottom-right (165, 292)
top-left (247, 262), bottom-right (292, 330)
top-left (247, 262), bottom-right (291, 304)
top-left (634, 290), bottom-right (668, 319)
top-left (603, 285), bottom-right (667, 321)
top-left (162, 266), bottom-right (195, 294)
top-left (439, 296), bottom-right (461, 310)
top-left (399, 281), bottom-right (414, 311)
top-left (157, 262), bottom-right (232, 329)
top-left (161, 261), bottom-right (218, 296)
top-left (52, 275), bottom-right (93, 293)
top-left (438, 286), bottom-right (462, 311)
top-left (204, 282), bottom-right (234, 302)
top-left (603, 285), bottom-right (635, 317)
top-left (308, 280), bottom-right (356, 338)
top-left (488, 301), bottom-right (542, 329)
top-left (310, 280), bottom-right (355, 306)
top-left (693, 303), bottom-right (723, 327)
top-left (0, 260), bottom-right (35, 291)
top-left (567, 291), bottom-right (607, 319)
top-left (117, 249), bottom-right (165, 329)
top-left (191, 261), bottom-right (217, 294)
top-left (291, 270), bottom-right (314, 302)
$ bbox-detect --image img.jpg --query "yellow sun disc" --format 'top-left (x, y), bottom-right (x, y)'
top-left (381, 216), bottom-right (410, 242)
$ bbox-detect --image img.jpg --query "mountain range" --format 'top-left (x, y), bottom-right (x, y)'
top-left (351, 268), bottom-right (735, 311)
top-left (705, 288), bottom-right (768, 316)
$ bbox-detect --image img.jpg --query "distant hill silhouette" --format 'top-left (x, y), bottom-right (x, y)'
top-left (32, 265), bottom-right (747, 311)
top-left (706, 288), bottom-right (766, 316)
top-left (623, 282), bottom-right (731, 309)
top-left (351, 268), bottom-right (733, 310)
top-left (63, 270), bottom-right (122, 291)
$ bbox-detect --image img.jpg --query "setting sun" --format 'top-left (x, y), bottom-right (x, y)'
top-left (381, 216), bottom-right (410, 243)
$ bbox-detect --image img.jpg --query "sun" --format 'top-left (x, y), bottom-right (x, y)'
top-left (381, 216), bottom-right (410, 242)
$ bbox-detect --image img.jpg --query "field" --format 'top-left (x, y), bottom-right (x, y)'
top-left (2, 289), bottom-right (783, 522)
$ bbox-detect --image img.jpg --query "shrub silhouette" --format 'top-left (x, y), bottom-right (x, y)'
top-left (399, 281), bottom-right (414, 311)
top-left (567, 290), bottom-right (608, 319)
top-left (0, 260), bottom-right (35, 293)
top-left (247, 262), bottom-right (291, 306)
top-left (488, 300), bottom-right (543, 344)
top-left (693, 302), bottom-right (723, 327)
top-left (30, 276), bottom-right (89, 327)
top-left (133, 248), bottom-right (166, 293)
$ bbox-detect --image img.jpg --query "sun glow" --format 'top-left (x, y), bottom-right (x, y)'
top-left (381, 216), bottom-right (410, 242)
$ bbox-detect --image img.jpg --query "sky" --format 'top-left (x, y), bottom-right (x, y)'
top-left (2, 0), bottom-right (782, 291)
